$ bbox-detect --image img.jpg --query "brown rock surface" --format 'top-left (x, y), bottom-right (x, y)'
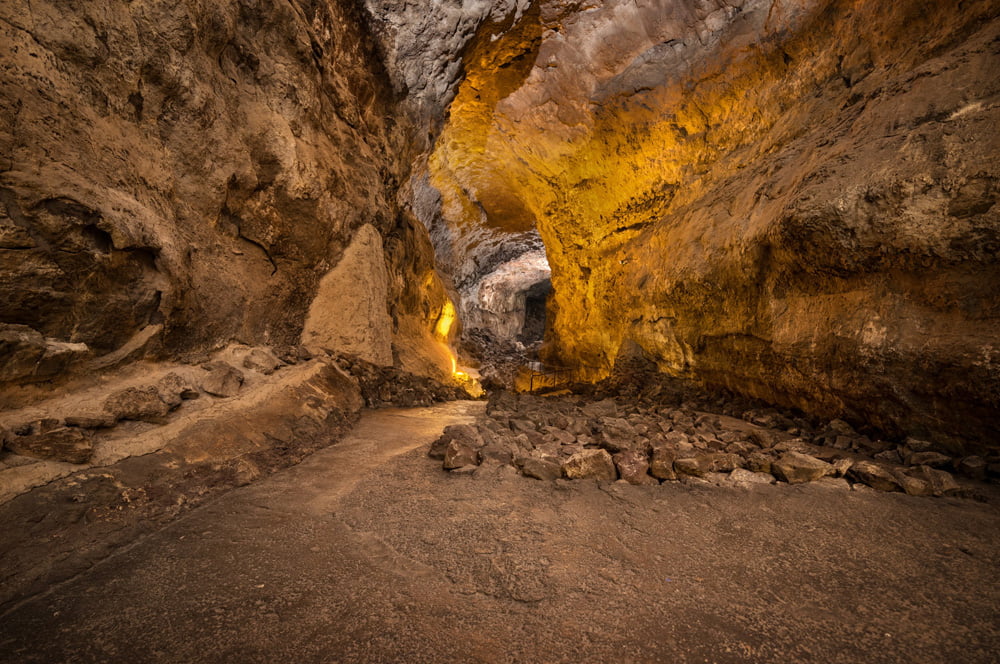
top-left (422, 0), bottom-right (1000, 452)
top-left (5, 427), bottom-right (94, 464)
top-left (561, 449), bottom-right (617, 481)
top-left (0, 0), bottom-right (458, 392)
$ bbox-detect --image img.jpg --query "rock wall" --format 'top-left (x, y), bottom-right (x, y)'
top-left (426, 0), bottom-right (1000, 449)
top-left (0, 0), bottom-right (456, 387)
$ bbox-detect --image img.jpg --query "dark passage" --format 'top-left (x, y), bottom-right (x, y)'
top-left (519, 278), bottom-right (551, 343)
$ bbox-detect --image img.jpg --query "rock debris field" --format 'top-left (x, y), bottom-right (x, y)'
top-left (433, 384), bottom-right (998, 499)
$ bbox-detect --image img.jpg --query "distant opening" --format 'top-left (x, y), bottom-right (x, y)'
top-left (519, 278), bottom-right (551, 343)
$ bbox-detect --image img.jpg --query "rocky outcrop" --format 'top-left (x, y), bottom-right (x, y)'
top-left (423, 0), bottom-right (1000, 451)
top-left (0, 0), bottom-right (458, 391)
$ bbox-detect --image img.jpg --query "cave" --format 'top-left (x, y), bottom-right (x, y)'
top-left (1, 0), bottom-right (998, 661)
top-left (519, 278), bottom-right (551, 344)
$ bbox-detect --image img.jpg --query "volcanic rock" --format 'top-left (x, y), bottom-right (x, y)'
top-left (103, 386), bottom-right (171, 422)
top-left (200, 362), bottom-right (245, 398)
top-left (561, 449), bottom-right (617, 481)
top-left (772, 453), bottom-right (833, 484)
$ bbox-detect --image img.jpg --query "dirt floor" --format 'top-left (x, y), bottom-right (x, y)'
top-left (1, 401), bottom-right (998, 663)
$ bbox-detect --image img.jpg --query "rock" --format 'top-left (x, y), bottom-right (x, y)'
top-left (243, 348), bottom-right (283, 375)
top-left (0, 324), bottom-right (89, 385)
top-left (542, 427), bottom-right (576, 446)
top-left (705, 453), bottom-right (744, 473)
top-left (64, 415), bottom-right (117, 429)
top-left (443, 440), bottom-right (479, 470)
top-left (428, 424), bottom-right (484, 460)
top-left (157, 372), bottom-right (200, 407)
top-left (673, 457), bottom-right (705, 478)
top-left (509, 418), bottom-right (537, 434)
top-left (747, 428), bottom-right (788, 449)
top-left (905, 451), bottom-right (952, 468)
top-left (955, 456), bottom-right (987, 480)
top-left (649, 447), bottom-right (677, 481)
top-left (893, 472), bottom-right (935, 497)
top-left (745, 452), bottom-right (772, 474)
top-left (772, 452), bottom-right (833, 484)
top-left (613, 450), bottom-right (658, 485)
top-left (521, 457), bottom-right (562, 481)
top-left (6, 428), bottom-right (94, 464)
top-left (848, 461), bottom-right (903, 493)
top-left (103, 386), bottom-right (171, 422)
top-left (15, 419), bottom-right (62, 436)
top-left (811, 477), bottom-right (851, 491)
top-left (561, 449), bottom-right (617, 481)
top-left (913, 465), bottom-right (961, 497)
top-left (598, 417), bottom-right (637, 453)
top-left (874, 449), bottom-right (903, 464)
top-left (728, 468), bottom-right (774, 486)
top-left (904, 437), bottom-right (935, 453)
top-left (201, 362), bottom-right (245, 398)
top-left (830, 458), bottom-right (854, 478)
top-left (581, 399), bottom-right (617, 418)
top-left (479, 442), bottom-right (514, 466)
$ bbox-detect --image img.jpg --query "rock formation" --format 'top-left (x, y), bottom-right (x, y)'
top-left (0, 0), bottom-right (458, 392)
top-left (1, 0), bottom-right (998, 462)
top-left (421, 0), bottom-right (1000, 451)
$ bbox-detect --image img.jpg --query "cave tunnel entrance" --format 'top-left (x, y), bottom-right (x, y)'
top-left (519, 278), bottom-right (551, 344)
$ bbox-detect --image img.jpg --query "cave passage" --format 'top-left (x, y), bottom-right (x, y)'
top-left (518, 278), bottom-right (551, 343)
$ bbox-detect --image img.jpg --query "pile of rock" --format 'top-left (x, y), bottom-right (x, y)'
top-left (0, 348), bottom-right (287, 465)
top-left (429, 391), bottom-right (997, 498)
top-left (334, 354), bottom-right (470, 408)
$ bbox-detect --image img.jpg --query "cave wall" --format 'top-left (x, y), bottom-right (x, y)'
top-left (427, 0), bottom-right (1000, 448)
top-left (0, 0), bottom-right (457, 384)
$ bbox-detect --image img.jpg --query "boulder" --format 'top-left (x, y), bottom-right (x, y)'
top-left (613, 450), bottom-right (658, 485)
top-left (103, 386), bottom-right (171, 422)
top-left (243, 348), bottom-right (283, 375)
top-left (428, 424), bottom-right (484, 460)
top-left (829, 457), bottom-right (854, 478)
top-left (157, 372), bottom-right (200, 407)
top-left (893, 472), bottom-right (935, 497)
top-left (772, 452), bottom-right (833, 484)
top-left (521, 458), bottom-right (562, 481)
top-left (705, 452), bottom-right (744, 473)
top-left (201, 362), bottom-right (245, 397)
top-left (955, 456), bottom-right (987, 480)
top-left (649, 447), bottom-right (677, 480)
top-left (745, 452), bottom-right (772, 474)
top-left (581, 398), bottom-right (617, 418)
top-left (561, 449), bottom-right (617, 481)
top-left (728, 468), bottom-right (774, 486)
top-left (542, 427), bottom-right (577, 446)
top-left (848, 460), bottom-right (903, 492)
top-left (6, 428), bottom-right (94, 464)
top-left (598, 417), bottom-right (638, 453)
top-left (479, 441), bottom-right (514, 465)
top-left (905, 451), bottom-right (951, 468)
top-left (673, 457), bottom-right (705, 478)
top-left (912, 465), bottom-right (961, 497)
top-left (443, 440), bottom-right (479, 470)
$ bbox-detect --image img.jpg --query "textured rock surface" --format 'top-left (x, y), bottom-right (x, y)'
top-left (424, 0), bottom-right (1000, 451)
top-left (0, 0), bottom-right (457, 391)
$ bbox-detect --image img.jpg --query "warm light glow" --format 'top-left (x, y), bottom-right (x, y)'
top-left (434, 300), bottom-right (457, 341)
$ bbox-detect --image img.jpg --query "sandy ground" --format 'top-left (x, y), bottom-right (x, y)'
top-left (1, 401), bottom-right (997, 663)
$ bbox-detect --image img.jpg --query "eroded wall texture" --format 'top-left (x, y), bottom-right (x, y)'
top-left (0, 0), bottom-right (463, 385)
top-left (426, 0), bottom-right (1000, 449)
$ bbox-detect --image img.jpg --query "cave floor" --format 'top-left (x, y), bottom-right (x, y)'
top-left (1, 401), bottom-right (998, 664)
